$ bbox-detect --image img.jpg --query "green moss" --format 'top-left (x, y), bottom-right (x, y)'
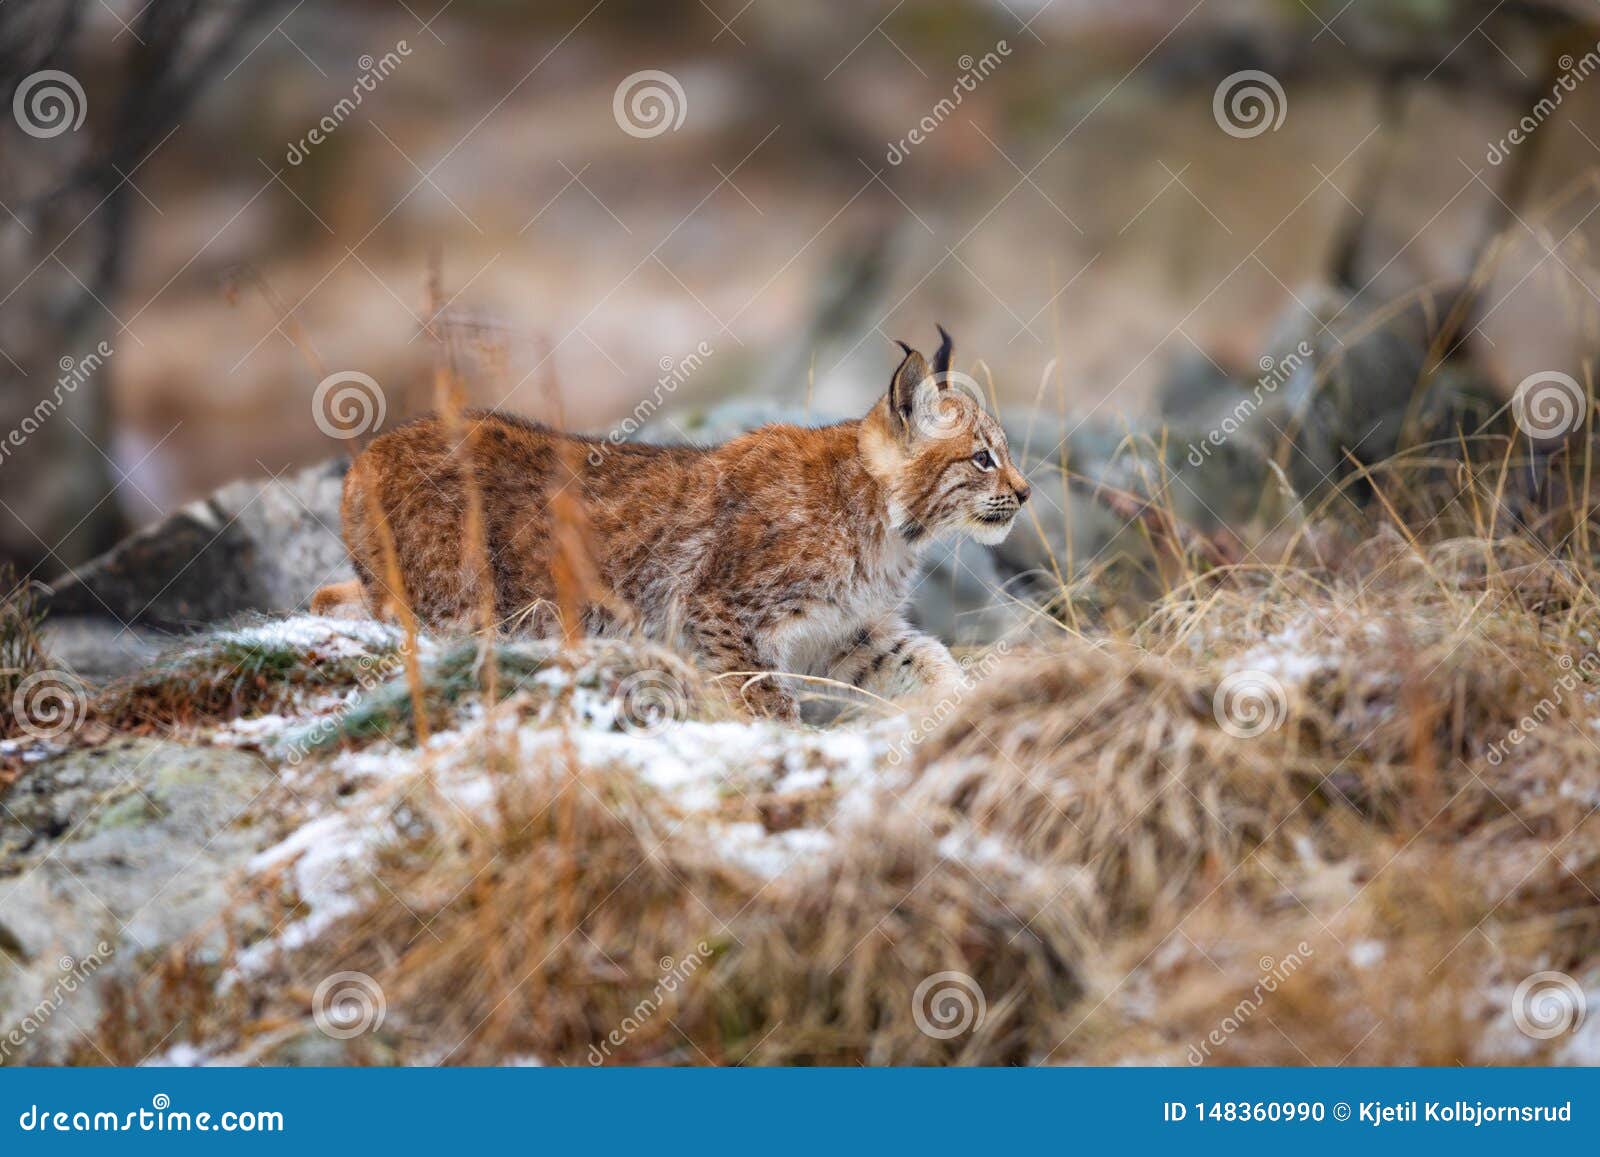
top-left (92, 791), bottom-right (162, 832)
top-left (292, 641), bottom-right (558, 754)
top-left (94, 622), bottom-right (404, 728)
top-left (284, 638), bottom-right (712, 760)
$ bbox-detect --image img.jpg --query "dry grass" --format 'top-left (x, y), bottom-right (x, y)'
top-left (75, 430), bottom-right (1600, 1068)
top-left (903, 546), bottom-right (1600, 1063)
top-left (301, 636), bottom-right (718, 755)
top-left (1, 565), bottom-right (51, 742)
top-left (90, 620), bottom-right (405, 732)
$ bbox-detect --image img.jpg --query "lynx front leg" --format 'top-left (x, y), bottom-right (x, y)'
top-left (829, 617), bottom-right (963, 703)
top-left (687, 601), bottom-right (800, 723)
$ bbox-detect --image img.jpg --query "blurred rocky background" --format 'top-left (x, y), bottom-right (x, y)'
top-left (4, 0), bottom-right (1600, 645)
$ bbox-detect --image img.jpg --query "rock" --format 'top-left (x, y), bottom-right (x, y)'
top-left (1347, 84), bottom-right (1529, 305)
top-left (38, 618), bottom-right (174, 683)
top-left (1155, 350), bottom-right (1237, 422)
top-left (0, 738), bottom-right (277, 1062)
top-left (45, 459), bottom-right (352, 631)
top-left (641, 398), bottom-right (852, 446)
top-left (1471, 75), bottom-right (1600, 403)
top-left (1155, 283), bottom-right (1502, 528)
top-left (911, 539), bottom-right (1029, 647)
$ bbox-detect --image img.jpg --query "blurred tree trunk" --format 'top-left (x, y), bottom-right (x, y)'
top-left (0, 0), bottom-right (288, 581)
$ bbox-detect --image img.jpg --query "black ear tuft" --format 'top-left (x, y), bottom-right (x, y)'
top-left (894, 339), bottom-right (914, 357)
top-left (888, 345), bottom-right (928, 428)
top-left (932, 324), bottom-right (953, 379)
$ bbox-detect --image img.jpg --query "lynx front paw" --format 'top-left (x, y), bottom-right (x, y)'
top-left (835, 623), bottom-right (963, 703)
top-left (893, 636), bottom-right (964, 701)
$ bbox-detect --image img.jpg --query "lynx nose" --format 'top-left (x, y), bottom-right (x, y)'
top-left (1014, 482), bottom-right (1031, 505)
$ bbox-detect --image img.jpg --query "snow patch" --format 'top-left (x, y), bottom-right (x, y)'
top-left (1348, 939), bottom-right (1386, 969)
top-left (1229, 620), bottom-right (1344, 683)
top-left (142, 1042), bottom-right (213, 1068)
top-left (717, 822), bottom-right (835, 878)
top-left (212, 615), bottom-right (409, 660)
top-left (232, 706), bottom-right (903, 968)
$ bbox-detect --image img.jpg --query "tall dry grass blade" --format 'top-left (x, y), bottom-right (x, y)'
top-left (224, 266), bottom-right (327, 383)
top-left (0, 565), bottom-right (51, 748)
top-left (422, 254), bottom-right (501, 705)
top-left (359, 483), bottom-right (431, 747)
top-left (1065, 468), bottom-right (1239, 570)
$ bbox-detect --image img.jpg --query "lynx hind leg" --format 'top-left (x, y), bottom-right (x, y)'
top-left (314, 568), bottom-right (405, 625)
top-left (830, 619), bottom-right (963, 703)
top-left (311, 580), bottom-right (369, 620)
top-left (687, 604), bottom-right (800, 723)
top-left (728, 672), bottom-right (801, 724)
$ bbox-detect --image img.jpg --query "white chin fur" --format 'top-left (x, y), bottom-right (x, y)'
top-left (968, 517), bottom-right (1016, 546)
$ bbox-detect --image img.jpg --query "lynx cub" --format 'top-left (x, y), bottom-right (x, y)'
top-left (317, 327), bottom-right (1031, 720)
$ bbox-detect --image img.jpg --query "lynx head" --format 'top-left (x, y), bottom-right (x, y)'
top-left (865, 325), bottom-right (1031, 546)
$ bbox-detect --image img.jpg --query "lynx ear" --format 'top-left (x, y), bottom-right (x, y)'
top-left (932, 324), bottom-right (953, 379)
top-left (889, 343), bottom-right (929, 428)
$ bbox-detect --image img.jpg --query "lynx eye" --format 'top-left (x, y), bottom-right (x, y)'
top-left (971, 449), bottom-right (996, 471)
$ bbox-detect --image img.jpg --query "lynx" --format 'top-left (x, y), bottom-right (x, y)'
top-left (315, 326), bottom-right (1031, 720)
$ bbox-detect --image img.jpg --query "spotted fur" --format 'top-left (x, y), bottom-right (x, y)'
top-left (323, 327), bottom-right (1031, 720)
